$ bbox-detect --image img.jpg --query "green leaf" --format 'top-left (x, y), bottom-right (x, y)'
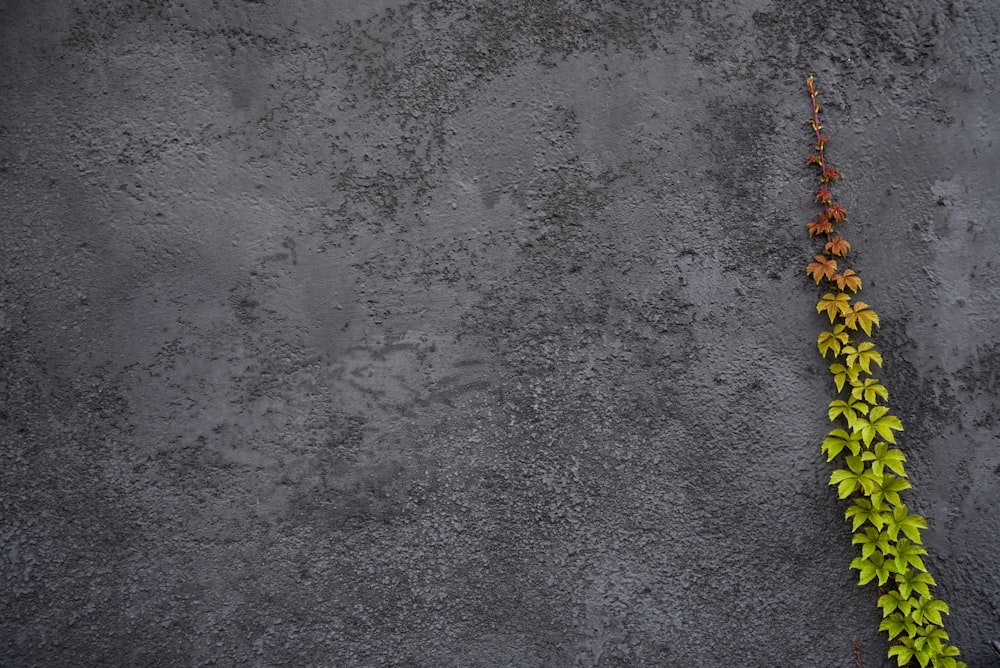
top-left (888, 638), bottom-right (916, 666)
top-left (853, 526), bottom-right (891, 560)
top-left (877, 589), bottom-right (913, 617)
top-left (885, 504), bottom-right (928, 543)
top-left (916, 625), bottom-right (949, 657)
top-left (830, 456), bottom-right (877, 499)
top-left (851, 550), bottom-right (895, 586)
top-left (932, 645), bottom-right (964, 668)
top-left (845, 497), bottom-right (889, 531)
top-left (822, 428), bottom-right (863, 461)
top-left (871, 473), bottom-right (912, 508)
top-left (910, 595), bottom-right (949, 626)
top-left (854, 405), bottom-right (904, 446)
top-left (843, 341), bottom-right (883, 373)
top-left (880, 612), bottom-right (917, 640)
top-left (895, 568), bottom-right (936, 599)
top-left (861, 441), bottom-right (908, 477)
top-left (828, 397), bottom-right (869, 427)
top-left (932, 656), bottom-right (960, 668)
top-left (890, 538), bottom-right (928, 573)
top-left (850, 377), bottom-right (889, 404)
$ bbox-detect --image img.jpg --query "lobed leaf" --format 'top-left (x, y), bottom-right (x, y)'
top-left (829, 362), bottom-right (860, 392)
top-left (844, 301), bottom-right (880, 335)
top-left (851, 550), bottom-right (895, 586)
top-left (890, 538), bottom-right (928, 574)
top-left (807, 218), bottom-right (835, 236)
top-left (910, 595), bottom-right (949, 626)
top-left (823, 428), bottom-right (863, 461)
top-left (853, 526), bottom-right (891, 560)
top-left (817, 324), bottom-right (851, 358)
top-left (871, 473), bottom-right (912, 508)
top-left (827, 202), bottom-right (847, 224)
top-left (828, 397), bottom-right (869, 428)
top-left (861, 441), bottom-right (907, 478)
top-left (878, 590), bottom-right (913, 617)
top-left (880, 612), bottom-right (917, 641)
top-left (843, 341), bottom-right (883, 373)
top-left (832, 269), bottom-right (863, 293)
top-left (850, 377), bottom-right (890, 405)
top-left (855, 405), bottom-right (903, 445)
top-left (825, 235), bottom-right (851, 257)
top-left (888, 639), bottom-right (916, 667)
top-left (817, 292), bottom-right (852, 322)
top-left (830, 455), bottom-right (877, 499)
top-left (896, 568), bottom-right (936, 599)
top-left (845, 497), bottom-right (888, 531)
top-left (808, 255), bottom-right (838, 283)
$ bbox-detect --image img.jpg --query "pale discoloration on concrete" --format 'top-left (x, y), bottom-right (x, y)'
top-left (2, 1), bottom-right (998, 665)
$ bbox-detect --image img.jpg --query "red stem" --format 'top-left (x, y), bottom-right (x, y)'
top-left (807, 76), bottom-right (827, 167)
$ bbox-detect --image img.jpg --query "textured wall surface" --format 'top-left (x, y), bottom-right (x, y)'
top-left (2, 1), bottom-right (999, 666)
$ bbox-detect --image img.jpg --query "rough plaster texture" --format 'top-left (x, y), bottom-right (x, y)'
top-left (2, 1), bottom-right (999, 666)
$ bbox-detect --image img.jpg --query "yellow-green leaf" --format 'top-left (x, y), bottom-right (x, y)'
top-left (818, 324), bottom-right (851, 358)
top-left (843, 341), bottom-right (883, 373)
top-left (845, 497), bottom-right (889, 531)
top-left (854, 405), bottom-right (903, 445)
top-left (871, 473), bottom-right (911, 508)
top-left (829, 362), bottom-right (859, 392)
top-left (860, 441), bottom-right (907, 478)
top-left (822, 428), bottom-right (863, 461)
top-left (895, 568), bottom-right (936, 599)
top-left (850, 377), bottom-right (889, 404)
top-left (829, 397), bottom-right (869, 427)
top-left (817, 292), bottom-right (851, 322)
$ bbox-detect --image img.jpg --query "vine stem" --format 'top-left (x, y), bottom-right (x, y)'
top-left (806, 76), bottom-right (827, 167)
top-left (853, 639), bottom-right (862, 668)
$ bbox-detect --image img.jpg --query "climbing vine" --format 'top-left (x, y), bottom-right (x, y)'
top-left (804, 76), bottom-right (964, 668)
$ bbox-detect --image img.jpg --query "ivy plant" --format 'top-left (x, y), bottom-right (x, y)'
top-left (804, 76), bottom-right (964, 668)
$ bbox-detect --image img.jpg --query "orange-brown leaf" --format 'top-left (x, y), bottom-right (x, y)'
top-left (827, 203), bottom-right (847, 224)
top-left (807, 219), bottom-right (835, 237)
top-left (832, 269), bottom-right (862, 293)
top-left (807, 155), bottom-right (824, 166)
top-left (807, 255), bottom-right (838, 283)
top-left (816, 186), bottom-right (833, 205)
top-left (826, 236), bottom-right (852, 257)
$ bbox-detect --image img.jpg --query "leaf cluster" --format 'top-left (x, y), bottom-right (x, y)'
top-left (805, 76), bottom-right (963, 668)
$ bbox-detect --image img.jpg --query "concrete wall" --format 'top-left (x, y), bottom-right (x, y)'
top-left (2, 1), bottom-right (998, 665)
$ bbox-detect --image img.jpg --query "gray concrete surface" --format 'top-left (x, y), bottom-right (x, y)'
top-left (2, 1), bottom-right (999, 666)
